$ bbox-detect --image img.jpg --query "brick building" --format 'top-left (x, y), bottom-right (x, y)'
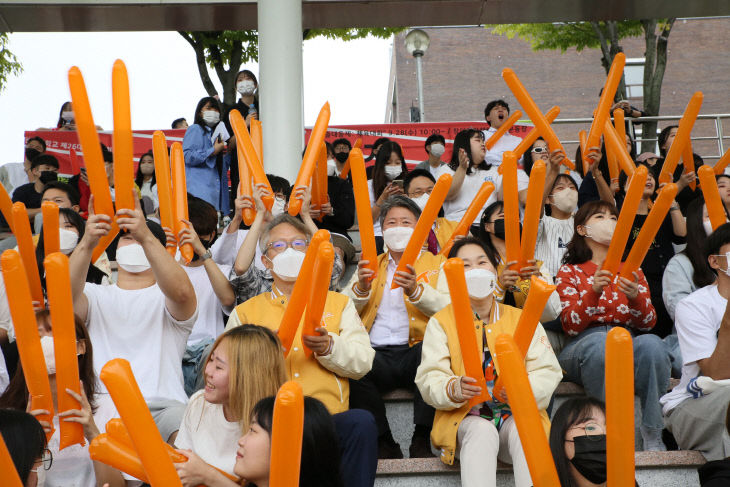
top-left (385, 18), bottom-right (730, 160)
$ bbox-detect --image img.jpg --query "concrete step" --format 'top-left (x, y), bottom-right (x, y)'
top-left (375, 451), bottom-right (705, 486)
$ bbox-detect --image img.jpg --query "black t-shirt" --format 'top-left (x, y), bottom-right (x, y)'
top-left (11, 182), bottom-right (42, 209)
top-left (623, 212), bottom-right (685, 284)
top-left (316, 176), bottom-right (355, 240)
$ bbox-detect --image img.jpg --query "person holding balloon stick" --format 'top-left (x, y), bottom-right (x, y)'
top-left (416, 237), bottom-right (561, 486)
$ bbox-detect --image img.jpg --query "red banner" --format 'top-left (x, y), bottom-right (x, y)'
top-left (26, 121), bottom-right (533, 176)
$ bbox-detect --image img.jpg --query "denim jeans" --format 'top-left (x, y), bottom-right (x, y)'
top-left (182, 338), bottom-right (215, 397)
top-left (558, 326), bottom-right (671, 431)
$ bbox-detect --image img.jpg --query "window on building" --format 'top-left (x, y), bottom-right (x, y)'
top-left (624, 58), bottom-right (645, 100)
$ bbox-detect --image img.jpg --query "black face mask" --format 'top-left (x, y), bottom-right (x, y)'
top-left (491, 219), bottom-right (522, 241)
top-left (570, 434), bottom-right (607, 484)
top-left (334, 152), bottom-right (349, 164)
top-left (39, 171), bottom-right (58, 184)
top-left (191, 235), bottom-right (217, 262)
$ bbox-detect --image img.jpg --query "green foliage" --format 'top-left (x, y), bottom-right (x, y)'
top-left (304, 27), bottom-right (406, 42)
top-left (185, 30), bottom-right (259, 68)
top-left (0, 33), bottom-right (22, 94)
top-left (488, 22), bottom-right (643, 53)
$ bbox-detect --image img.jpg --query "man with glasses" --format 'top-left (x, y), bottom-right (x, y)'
top-left (404, 169), bottom-right (458, 254)
top-left (225, 213), bottom-right (378, 487)
top-left (344, 195), bottom-right (450, 459)
top-left (661, 223), bottom-right (730, 461)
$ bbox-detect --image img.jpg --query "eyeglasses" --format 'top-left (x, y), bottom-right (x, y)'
top-left (408, 188), bottom-right (433, 198)
top-left (265, 238), bottom-right (308, 254)
top-left (532, 147), bottom-right (548, 154)
top-left (565, 422), bottom-right (605, 441)
top-left (33, 448), bottom-right (53, 471)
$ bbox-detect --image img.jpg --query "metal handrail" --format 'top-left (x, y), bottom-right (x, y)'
top-left (549, 113), bottom-right (729, 162)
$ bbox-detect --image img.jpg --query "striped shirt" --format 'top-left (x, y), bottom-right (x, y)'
top-left (535, 215), bottom-right (574, 278)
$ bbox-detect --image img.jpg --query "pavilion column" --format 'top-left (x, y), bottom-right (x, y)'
top-left (258, 0), bottom-right (304, 182)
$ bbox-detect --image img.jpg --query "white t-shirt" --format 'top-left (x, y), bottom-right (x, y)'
top-left (84, 283), bottom-right (198, 404)
top-left (535, 215), bottom-right (574, 278)
top-left (0, 346), bottom-right (7, 395)
top-left (660, 284), bottom-right (724, 414)
top-left (182, 264), bottom-right (233, 346)
top-left (368, 179), bottom-right (383, 237)
top-left (483, 127), bottom-right (522, 167)
top-left (0, 273), bottom-right (14, 342)
top-left (174, 390), bottom-right (241, 476)
top-left (442, 165), bottom-right (529, 221)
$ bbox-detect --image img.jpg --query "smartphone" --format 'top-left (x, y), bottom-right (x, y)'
top-left (393, 179), bottom-right (404, 190)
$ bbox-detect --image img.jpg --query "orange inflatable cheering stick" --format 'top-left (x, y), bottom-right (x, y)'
top-left (278, 230), bottom-right (330, 356)
top-left (492, 275), bottom-right (555, 401)
top-left (519, 160), bottom-right (545, 269)
top-left (606, 327), bottom-right (635, 487)
top-left (100, 359), bottom-right (182, 487)
top-left (0, 434), bottom-right (23, 487)
top-left (90, 433), bottom-right (149, 481)
top-left (339, 138), bottom-right (363, 180)
top-left (621, 183), bottom-right (678, 277)
top-left (0, 184), bottom-right (13, 234)
top-left (485, 110), bottom-right (523, 150)
top-left (112, 60), bottom-right (135, 212)
top-left (41, 201), bottom-right (60, 255)
top-left (682, 140), bottom-right (696, 191)
top-left (69, 148), bottom-right (81, 176)
top-left (12, 202), bottom-right (44, 304)
top-left (440, 182), bottom-right (495, 256)
top-left (45, 253), bottom-right (85, 449)
top-left (302, 241), bottom-right (335, 357)
top-left (311, 142), bottom-right (329, 220)
top-left (290, 102), bottom-right (331, 216)
top-left (603, 121), bottom-right (635, 177)
top-left (578, 130), bottom-right (589, 176)
top-left (698, 166), bottom-right (727, 231)
top-left (502, 68), bottom-right (574, 169)
top-left (494, 334), bottom-right (560, 487)
top-left (583, 53), bottom-right (626, 169)
top-left (509, 106), bottom-right (560, 165)
top-left (350, 148), bottom-right (378, 278)
top-left (270, 381), bottom-right (305, 487)
top-left (713, 148), bottom-right (730, 175)
top-left (501, 152), bottom-right (521, 269)
top-left (152, 131), bottom-right (177, 255)
top-left (251, 118), bottom-right (263, 162)
top-left (68, 66), bottom-right (114, 219)
top-left (602, 165), bottom-right (648, 276)
top-left (658, 92), bottom-right (703, 185)
top-left (170, 143), bottom-right (194, 263)
top-left (391, 173), bottom-right (452, 289)
top-left (443, 258), bottom-right (491, 407)
top-left (237, 136), bottom-right (257, 226)
top-left (230, 109), bottom-right (274, 211)
top-left (1, 250), bottom-right (55, 439)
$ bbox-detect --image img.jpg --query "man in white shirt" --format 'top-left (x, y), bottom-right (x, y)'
top-left (344, 196), bottom-right (450, 459)
top-left (482, 99), bottom-right (521, 168)
top-left (414, 134), bottom-right (448, 178)
top-left (660, 224), bottom-right (730, 461)
top-left (69, 196), bottom-right (198, 444)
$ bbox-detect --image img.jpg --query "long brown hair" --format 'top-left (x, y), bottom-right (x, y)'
top-left (0, 310), bottom-right (97, 412)
top-left (562, 200), bottom-right (619, 265)
top-left (204, 325), bottom-right (287, 432)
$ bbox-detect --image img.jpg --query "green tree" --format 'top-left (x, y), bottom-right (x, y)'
top-left (179, 27), bottom-right (405, 106)
top-left (490, 20), bottom-right (676, 152)
top-left (0, 33), bottom-right (22, 93)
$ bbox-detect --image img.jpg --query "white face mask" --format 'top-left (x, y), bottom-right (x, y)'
top-left (411, 194), bottom-right (430, 211)
top-left (584, 219), bottom-right (616, 246)
top-left (550, 187), bottom-right (578, 213)
top-left (61, 111), bottom-right (74, 123)
top-left (116, 243), bottom-right (151, 273)
top-left (429, 143), bottom-right (445, 157)
top-left (40, 335), bottom-right (56, 375)
top-left (140, 162), bottom-right (155, 175)
top-left (704, 219), bottom-right (714, 236)
top-left (327, 158), bottom-right (338, 176)
top-left (383, 226), bottom-right (414, 252)
top-left (236, 79), bottom-right (256, 96)
top-left (59, 228), bottom-right (79, 254)
top-left (202, 110), bottom-right (220, 126)
top-left (269, 248), bottom-right (305, 281)
top-left (271, 197), bottom-right (286, 216)
top-left (384, 165), bottom-right (402, 180)
top-left (465, 268), bottom-right (497, 299)
top-left (34, 463), bottom-right (46, 487)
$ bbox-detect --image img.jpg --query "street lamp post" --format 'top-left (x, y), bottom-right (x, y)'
top-left (404, 29), bottom-right (430, 123)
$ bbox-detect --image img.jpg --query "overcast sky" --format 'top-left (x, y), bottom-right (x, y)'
top-left (0, 31), bottom-right (392, 165)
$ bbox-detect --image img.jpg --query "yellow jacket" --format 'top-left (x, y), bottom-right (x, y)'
top-left (343, 251), bottom-right (450, 346)
top-left (415, 302), bottom-right (562, 465)
top-left (434, 218), bottom-right (459, 252)
top-left (226, 287), bottom-right (375, 414)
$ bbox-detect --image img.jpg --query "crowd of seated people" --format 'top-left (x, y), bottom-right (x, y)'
top-left (0, 87), bottom-right (729, 487)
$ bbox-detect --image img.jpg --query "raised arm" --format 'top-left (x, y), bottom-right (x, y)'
top-left (445, 150), bottom-right (468, 200)
top-left (116, 196), bottom-right (197, 321)
top-left (586, 147), bottom-right (614, 204)
top-left (233, 183), bottom-right (270, 275)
